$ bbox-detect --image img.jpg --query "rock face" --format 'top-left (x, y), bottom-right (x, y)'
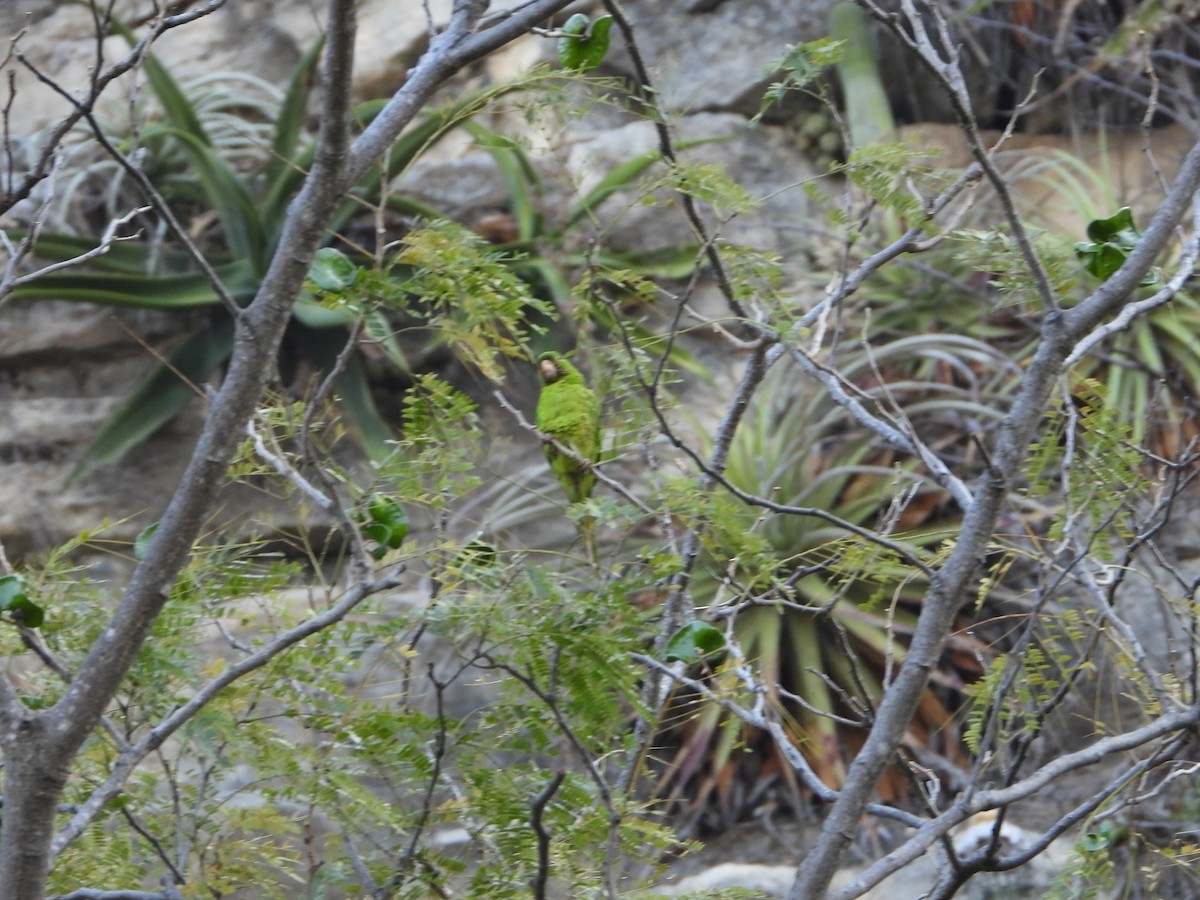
top-left (651, 814), bottom-right (1075, 899)
top-left (2, 0), bottom-right (455, 141)
top-left (0, 0), bottom-right (832, 556)
top-left (3, 3), bottom-right (1199, 895)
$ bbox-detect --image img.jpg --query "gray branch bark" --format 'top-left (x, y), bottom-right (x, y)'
top-left (0, 2), bottom-right (575, 897)
top-left (786, 137), bottom-right (1200, 900)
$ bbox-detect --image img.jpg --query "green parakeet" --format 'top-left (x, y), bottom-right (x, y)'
top-left (535, 352), bottom-right (601, 504)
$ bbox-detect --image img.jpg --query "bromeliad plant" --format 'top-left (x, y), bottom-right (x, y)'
top-left (1068, 205), bottom-right (1200, 455)
top-left (653, 339), bottom-right (1013, 829)
top-left (983, 147), bottom-right (1200, 454)
top-left (9, 34), bottom-right (552, 467)
top-left (12, 15), bottom-right (693, 468)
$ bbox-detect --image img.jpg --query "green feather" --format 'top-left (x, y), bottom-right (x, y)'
top-left (535, 352), bottom-right (601, 504)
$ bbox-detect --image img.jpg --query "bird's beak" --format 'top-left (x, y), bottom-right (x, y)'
top-left (540, 358), bottom-right (558, 381)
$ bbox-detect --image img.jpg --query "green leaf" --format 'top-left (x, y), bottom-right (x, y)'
top-left (79, 316), bottom-right (236, 470)
top-left (330, 89), bottom-right (523, 236)
top-left (830, 2), bottom-right (894, 147)
top-left (309, 248), bottom-right (359, 291)
top-left (1085, 207), bottom-right (1139, 247)
top-left (0, 575), bottom-right (28, 611)
top-left (293, 294), bottom-right (358, 327)
top-left (384, 192), bottom-right (449, 223)
top-left (1080, 820), bottom-right (1121, 853)
top-left (567, 148), bottom-right (665, 229)
top-left (454, 536), bottom-right (498, 569)
top-left (515, 257), bottom-right (572, 306)
top-left (560, 13), bottom-right (589, 35)
top-left (267, 82), bottom-right (531, 241)
top-left (12, 230), bottom-right (202, 274)
top-left (111, 20), bottom-right (212, 146)
top-left (1075, 207), bottom-right (1159, 286)
top-left (466, 122), bottom-right (541, 242)
top-left (134, 523), bottom-right (158, 561)
top-left (664, 621), bottom-right (726, 663)
top-left (0, 575), bottom-right (45, 628)
top-left (363, 309), bottom-right (411, 372)
top-left (1075, 240), bottom-right (1127, 282)
top-left (565, 137), bottom-right (724, 229)
top-left (162, 128), bottom-right (267, 270)
top-left (9, 262), bottom-right (256, 309)
top-left (557, 14), bottom-right (614, 72)
top-left (289, 324), bottom-right (394, 459)
top-left (334, 354), bottom-right (395, 461)
top-left (268, 37), bottom-right (325, 182)
top-left (11, 599), bottom-right (44, 628)
top-left (753, 38), bottom-right (844, 125)
top-left (593, 245), bottom-right (702, 280)
top-left (260, 37), bottom-right (326, 235)
top-left (362, 492), bottom-right (408, 553)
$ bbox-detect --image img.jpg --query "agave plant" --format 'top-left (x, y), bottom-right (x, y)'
top-left (8, 31), bottom-right (543, 468)
top-left (653, 337), bottom-right (1017, 830)
top-left (969, 145), bottom-right (1200, 454)
top-left (1067, 204), bottom-right (1200, 456)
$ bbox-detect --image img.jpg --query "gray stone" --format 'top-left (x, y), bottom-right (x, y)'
top-left (563, 112), bottom-right (819, 258)
top-left (616, 1), bottom-right (838, 116)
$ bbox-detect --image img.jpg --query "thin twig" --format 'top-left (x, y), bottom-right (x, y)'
top-left (3, 205), bottom-right (150, 293)
top-left (2, 0), bottom-right (229, 215)
top-left (50, 571), bottom-right (405, 858)
top-left (530, 769), bottom-right (566, 900)
top-left (602, 0), bottom-right (756, 327)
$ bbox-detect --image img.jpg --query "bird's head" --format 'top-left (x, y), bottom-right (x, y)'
top-left (539, 353), bottom-right (562, 383)
top-left (538, 352), bottom-right (580, 385)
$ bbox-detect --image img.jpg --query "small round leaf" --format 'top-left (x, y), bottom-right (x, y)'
top-left (663, 621), bottom-right (726, 663)
top-left (309, 247), bottom-right (359, 291)
top-left (362, 493), bottom-right (409, 551)
top-left (558, 14), bottom-right (614, 72)
top-left (134, 522), bottom-right (158, 561)
top-left (0, 575), bottom-right (45, 628)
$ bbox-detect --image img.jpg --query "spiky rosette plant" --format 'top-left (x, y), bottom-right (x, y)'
top-left (966, 149), bottom-right (1200, 456)
top-left (653, 339), bottom-right (1017, 830)
top-left (9, 31), bottom-right (557, 468)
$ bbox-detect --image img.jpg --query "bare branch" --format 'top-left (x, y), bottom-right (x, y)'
top-left (603, 0), bottom-right (753, 325)
top-left (786, 87), bottom-right (1200, 900)
top-left (1064, 194), bottom-right (1200, 366)
top-left (830, 708), bottom-right (1199, 899)
top-left (2, 0), bottom-right (230, 215)
top-left (783, 343), bottom-right (976, 510)
top-left (858, 0), bottom-right (1060, 314)
top-left (531, 769), bottom-right (566, 900)
top-left (344, 0), bottom-right (577, 190)
top-left (51, 890), bottom-right (181, 900)
top-left (0, 205), bottom-right (150, 304)
top-left (51, 570), bottom-right (405, 858)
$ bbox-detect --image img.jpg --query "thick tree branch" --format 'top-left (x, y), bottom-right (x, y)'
top-left (0, 3), bottom-right (590, 895)
top-left (343, 0), bottom-right (576, 189)
top-left (830, 707), bottom-right (1199, 899)
top-left (787, 130), bottom-right (1200, 900)
top-left (50, 571), bottom-right (404, 857)
top-left (38, 0), bottom-right (357, 766)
